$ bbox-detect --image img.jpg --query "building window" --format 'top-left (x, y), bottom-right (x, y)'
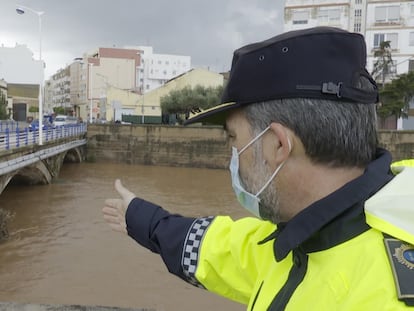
top-left (292, 10), bottom-right (309, 24)
top-left (373, 33), bottom-right (398, 49)
top-left (410, 32), bottom-right (414, 46)
top-left (409, 60), bottom-right (414, 72)
top-left (375, 6), bottom-right (400, 23)
top-left (373, 33), bottom-right (385, 47)
top-left (355, 9), bottom-right (362, 17)
top-left (318, 8), bottom-right (341, 24)
top-left (354, 23), bottom-right (361, 33)
top-left (355, 0), bottom-right (362, 4)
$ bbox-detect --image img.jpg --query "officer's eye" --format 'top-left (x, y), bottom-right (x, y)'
top-left (227, 133), bottom-right (236, 141)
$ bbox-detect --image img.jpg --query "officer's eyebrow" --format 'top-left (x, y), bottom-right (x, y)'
top-left (224, 123), bottom-right (234, 133)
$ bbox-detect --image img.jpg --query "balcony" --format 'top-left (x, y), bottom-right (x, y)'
top-left (373, 19), bottom-right (402, 27)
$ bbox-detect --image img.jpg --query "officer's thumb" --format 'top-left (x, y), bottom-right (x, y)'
top-left (114, 179), bottom-right (135, 206)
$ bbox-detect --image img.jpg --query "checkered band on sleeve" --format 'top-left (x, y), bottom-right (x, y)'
top-left (181, 216), bottom-right (215, 288)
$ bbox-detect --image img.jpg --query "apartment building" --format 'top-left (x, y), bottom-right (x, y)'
top-left (284, 0), bottom-right (414, 129)
top-left (284, 0), bottom-right (414, 76)
top-left (69, 61), bottom-right (86, 119)
top-left (48, 67), bottom-right (71, 115)
top-left (285, 0), bottom-right (357, 33)
top-left (85, 47), bottom-right (141, 121)
top-left (43, 44), bottom-right (192, 122)
top-left (365, 1), bottom-right (414, 76)
top-left (132, 46), bottom-right (191, 93)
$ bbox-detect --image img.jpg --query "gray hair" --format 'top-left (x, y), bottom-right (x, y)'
top-left (244, 98), bottom-right (378, 168)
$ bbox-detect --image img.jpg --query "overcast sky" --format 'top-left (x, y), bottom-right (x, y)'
top-left (0, 0), bottom-right (286, 79)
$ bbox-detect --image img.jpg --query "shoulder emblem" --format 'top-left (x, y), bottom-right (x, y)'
top-left (384, 237), bottom-right (414, 306)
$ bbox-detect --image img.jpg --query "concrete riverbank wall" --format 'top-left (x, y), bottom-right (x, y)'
top-left (86, 124), bottom-right (414, 169)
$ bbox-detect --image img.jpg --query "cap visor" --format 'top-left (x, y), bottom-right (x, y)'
top-left (183, 102), bottom-right (241, 125)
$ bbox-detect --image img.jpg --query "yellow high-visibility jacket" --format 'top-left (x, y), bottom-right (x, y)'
top-left (392, 159), bottom-right (414, 174)
top-left (126, 150), bottom-right (414, 310)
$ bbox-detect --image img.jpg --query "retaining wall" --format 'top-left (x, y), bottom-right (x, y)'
top-left (86, 124), bottom-right (414, 169)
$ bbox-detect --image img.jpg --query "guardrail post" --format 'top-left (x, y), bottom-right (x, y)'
top-left (25, 127), bottom-right (29, 146)
top-left (15, 127), bottom-right (20, 148)
top-left (32, 128), bottom-right (36, 145)
top-left (5, 128), bottom-right (9, 150)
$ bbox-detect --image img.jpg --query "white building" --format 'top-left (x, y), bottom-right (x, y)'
top-left (0, 44), bottom-right (43, 84)
top-left (285, 0), bottom-right (357, 33)
top-left (49, 67), bottom-right (71, 114)
top-left (132, 46), bottom-right (191, 93)
top-left (0, 44), bottom-right (44, 120)
top-left (365, 1), bottom-right (414, 77)
top-left (284, 0), bottom-right (414, 129)
top-left (284, 0), bottom-right (414, 78)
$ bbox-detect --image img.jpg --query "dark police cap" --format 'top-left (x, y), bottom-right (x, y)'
top-left (184, 26), bottom-right (378, 125)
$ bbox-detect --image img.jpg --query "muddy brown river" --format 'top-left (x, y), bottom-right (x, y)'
top-left (0, 162), bottom-right (250, 311)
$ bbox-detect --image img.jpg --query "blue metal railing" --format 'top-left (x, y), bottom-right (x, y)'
top-left (0, 120), bottom-right (21, 132)
top-left (0, 123), bottom-right (87, 151)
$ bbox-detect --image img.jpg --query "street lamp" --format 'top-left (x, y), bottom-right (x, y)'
top-left (16, 4), bottom-right (45, 145)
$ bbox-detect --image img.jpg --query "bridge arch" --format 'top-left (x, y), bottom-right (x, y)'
top-left (0, 140), bottom-right (86, 194)
top-left (64, 147), bottom-right (84, 163)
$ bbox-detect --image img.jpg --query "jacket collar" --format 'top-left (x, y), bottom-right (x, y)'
top-left (259, 148), bottom-right (394, 261)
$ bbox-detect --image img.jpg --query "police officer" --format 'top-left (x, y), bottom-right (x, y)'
top-left (103, 27), bottom-right (414, 310)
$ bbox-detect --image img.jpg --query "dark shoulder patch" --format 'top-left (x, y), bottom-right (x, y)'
top-left (384, 237), bottom-right (414, 307)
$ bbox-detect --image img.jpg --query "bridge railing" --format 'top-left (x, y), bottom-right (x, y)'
top-left (0, 123), bottom-right (87, 151)
top-left (0, 120), bottom-right (22, 132)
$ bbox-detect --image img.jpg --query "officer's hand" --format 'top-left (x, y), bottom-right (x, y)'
top-left (102, 179), bottom-right (136, 234)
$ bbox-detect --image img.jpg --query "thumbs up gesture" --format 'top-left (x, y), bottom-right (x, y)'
top-left (102, 179), bottom-right (136, 234)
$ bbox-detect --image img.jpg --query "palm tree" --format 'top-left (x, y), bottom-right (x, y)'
top-left (372, 41), bottom-right (394, 88)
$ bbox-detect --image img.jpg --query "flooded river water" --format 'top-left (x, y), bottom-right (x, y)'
top-left (0, 162), bottom-right (250, 311)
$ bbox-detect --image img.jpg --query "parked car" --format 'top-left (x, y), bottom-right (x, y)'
top-left (29, 118), bottom-right (53, 131)
top-left (53, 115), bottom-right (79, 127)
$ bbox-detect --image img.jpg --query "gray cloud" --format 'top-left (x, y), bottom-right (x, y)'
top-left (1, 0), bottom-right (285, 77)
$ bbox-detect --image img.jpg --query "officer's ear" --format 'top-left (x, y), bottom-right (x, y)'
top-left (268, 122), bottom-right (293, 164)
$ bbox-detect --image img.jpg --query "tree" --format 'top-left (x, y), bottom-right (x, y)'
top-left (0, 91), bottom-right (8, 119)
top-left (29, 106), bottom-right (39, 113)
top-left (372, 41), bottom-right (394, 87)
top-left (53, 107), bottom-right (65, 115)
top-left (378, 71), bottom-right (414, 119)
top-left (160, 85), bottom-right (224, 117)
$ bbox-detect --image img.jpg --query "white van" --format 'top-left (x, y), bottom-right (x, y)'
top-left (53, 115), bottom-right (78, 127)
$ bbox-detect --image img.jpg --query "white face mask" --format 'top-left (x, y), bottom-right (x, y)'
top-left (229, 126), bottom-right (290, 218)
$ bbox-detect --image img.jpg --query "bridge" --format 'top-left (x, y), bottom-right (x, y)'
top-left (0, 121), bottom-right (87, 195)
